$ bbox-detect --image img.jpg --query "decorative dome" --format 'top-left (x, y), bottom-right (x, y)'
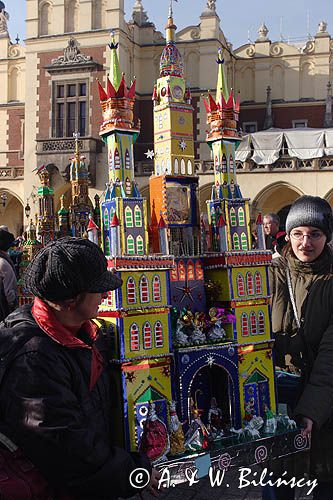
top-left (160, 41), bottom-right (183, 78)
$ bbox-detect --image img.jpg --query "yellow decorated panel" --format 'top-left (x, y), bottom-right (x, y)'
top-left (234, 303), bottom-right (271, 344)
top-left (238, 346), bottom-right (277, 420)
top-left (123, 311), bottom-right (170, 359)
top-left (231, 266), bottom-right (268, 300)
top-left (121, 270), bottom-right (168, 309)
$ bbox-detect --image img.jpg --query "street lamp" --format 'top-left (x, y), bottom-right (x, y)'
top-left (24, 201), bottom-right (31, 219)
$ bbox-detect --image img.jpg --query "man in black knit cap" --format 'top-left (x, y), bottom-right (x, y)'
top-left (0, 237), bottom-right (159, 499)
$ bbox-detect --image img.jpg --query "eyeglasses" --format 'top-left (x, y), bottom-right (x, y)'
top-left (290, 230), bottom-right (324, 241)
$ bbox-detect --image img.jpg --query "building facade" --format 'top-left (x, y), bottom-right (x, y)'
top-left (1, 0), bottom-right (333, 234)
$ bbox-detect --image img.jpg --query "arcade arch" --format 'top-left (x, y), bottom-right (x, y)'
top-left (0, 191), bottom-right (24, 236)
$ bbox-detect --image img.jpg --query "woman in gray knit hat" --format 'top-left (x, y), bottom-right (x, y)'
top-left (263, 195), bottom-right (333, 500)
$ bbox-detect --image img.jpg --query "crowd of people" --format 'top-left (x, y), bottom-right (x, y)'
top-left (0, 196), bottom-right (332, 499)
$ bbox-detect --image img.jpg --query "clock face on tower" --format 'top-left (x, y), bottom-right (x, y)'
top-left (172, 85), bottom-right (183, 100)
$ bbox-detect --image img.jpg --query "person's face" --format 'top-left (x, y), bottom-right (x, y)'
top-left (263, 216), bottom-right (279, 236)
top-left (288, 226), bottom-right (327, 263)
top-left (74, 292), bottom-right (108, 321)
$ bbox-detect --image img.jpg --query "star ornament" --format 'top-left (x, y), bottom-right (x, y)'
top-left (145, 149), bottom-right (155, 160)
top-left (206, 355), bottom-right (215, 367)
top-left (179, 140), bottom-right (187, 151)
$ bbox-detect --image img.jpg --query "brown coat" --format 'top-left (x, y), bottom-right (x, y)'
top-left (270, 248), bottom-right (333, 480)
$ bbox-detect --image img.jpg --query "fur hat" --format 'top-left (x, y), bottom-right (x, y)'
top-left (285, 195), bottom-right (333, 241)
top-left (24, 237), bottom-right (122, 301)
top-left (0, 228), bottom-right (15, 251)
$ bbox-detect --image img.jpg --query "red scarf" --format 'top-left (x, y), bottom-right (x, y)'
top-left (32, 297), bottom-right (104, 390)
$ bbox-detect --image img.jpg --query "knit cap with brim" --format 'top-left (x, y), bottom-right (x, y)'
top-left (0, 228), bottom-right (15, 251)
top-left (285, 195), bottom-right (333, 241)
top-left (24, 237), bottom-right (122, 301)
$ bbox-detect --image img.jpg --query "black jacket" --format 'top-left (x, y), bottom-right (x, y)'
top-left (0, 305), bottom-right (150, 499)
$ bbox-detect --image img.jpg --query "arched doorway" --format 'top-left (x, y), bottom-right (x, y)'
top-left (189, 364), bottom-right (232, 427)
top-left (252, 182), bottom-right (303, 227)
top-left (0, 191), bottom-right (24, 236)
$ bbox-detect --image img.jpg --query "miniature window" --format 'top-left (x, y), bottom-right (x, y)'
top-left (134, 205), bottom-right (142, 227)
top-left (222, 154), bottom-right (227, 172)
top-left (214, 155), bottom-right (219, 168)
top-left (258, 311), bottom-right (265, 334)
top-left (237, 274), bottom-right (245, 296)
top-left (211, 208), bottom-right (217, 227)
top-left (187, 260), bottom-right (195, 280)
top-left (127, 277), bottom-right (136, 304)
top-left (181, 159), bottom-right (186, 174)
top-left (195, 260), bottom-right (204, 280)
top-left (104, 208), bottom-right (110, 229)
top-left (230, 208), bottom-right (237, 226)
top-left (125, 149), bottom-right (131, 169)
top-left (125, 177), bottom-right (131, 196)
top-left (170, 266), bottom-right (178, 281)
top-left (114, 149), bottom-right (120, 169)
top-left (255, 272), bottom-right (262, 295)
top-left (143, 322), bottom-right (152, 349)
top-left (136, 235), bottom-right (144, 255)
top-left (125, 206), bottom-right (133, 228)
top-left (166, 159), bottom-right (171, 174)
top-left (108, 150), bottom-right (113, 170)
top-left (233, 233), bottom-right (240, 250)
top-left (130, 323), bottom-right (139, 351)
top-left (187, 160), bottom-right (193, 175)
top-left (174, 158), bottom-right (179, 174)
top-left (229, 154), bottom-right (235, 173)
top-left (241, 313), bottom-right (249, 336)
top-left (247, 272), bottom-right (254, 295)
top-left (241, 232), bottom-right (248, 250)
top-left (105, 236), bottom-right (111, 256)
top-left (140, 275), bottom-right (150, 302)
top-left (250, 311), bottom-right (257, 335)
top-left (154, 321), bottom-right (164, 348)
top-left (161, 160), bottom-right (165, 174)
top-left (238, 207), bottom-right (245, 226)
top-left (178, 260), bottom-right (186, 281)
top-left (127, 235), bottom-right (135, 255)
top-left (152, 276), bottom-right (161, 302)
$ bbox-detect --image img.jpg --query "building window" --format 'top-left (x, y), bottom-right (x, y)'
top-left (140, 275), bottom-right (150, 303)
top-left (233, 233), bottom-right (240, 250)
top-left (125, 149), bottom-right (131, 169)
top-left (292, 119), bottom-right (308, 129)
top-left (130, 323), bottom-right (139, 351)
top-left (170, 266), bottom-right (178, 281)
top-left (114, 149), bottom-right (120, 169)
top-left (136, 235), bottom-right (144, 255)
top-left (174, 158), bottom-right (179, 174)
top-left (250, 311), bottom-right (257, 335)
top-left (65, 0), bottom-right (79, 33)
top-left (247, 272), bottom-right (254, 295)
top-left (241, 313), bottom-right (249, 336)
top-left (152, 276), bottom-right (161, 301)
top-left (237, 274), bottom-right (245, 296)
top-left (125, 206), bottom-right (133, 227)
top-left (238, 207), bottom-right (245, 226)
top-left (154, 321), bottom-right (164, 348)
top-left (241, 232), bottom-right (248, 250)
top-left (134, 205), bottom-right (142, 227)
top-left (229, 154), bottom-right (235, 173)
top-left (258, 311), bottom-right (265, 334)
top-left (230, 207), bottom-right (237, 226)
top-left (178, 260), bottom-right (186, 280)
top-left (40, 1), bottom-right (52, 35)
top-left (181, 159), bottom-right (186, 174)
top-left (127, 235), bottom-right (135, 254)
top-left (127, 277), bottom-right (136, 304)
top-left (255, 272), bottom-right (262, 295)
top-left (143, 322), bottom-right (152, 349)
top-left (243, 122), bottom-right (257, 133)
top-left (53, 81), bottom-right (88, 138)
top-left (125, 177), bottom-right (131, 195)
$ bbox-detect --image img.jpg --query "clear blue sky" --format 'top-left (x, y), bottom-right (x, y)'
top-left (7, 0), bottom-right (333, 48)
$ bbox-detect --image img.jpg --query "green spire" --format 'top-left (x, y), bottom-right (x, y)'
top-left (216, 49), bottom-right (229, 103)
top-left (108, 32), bottom-right (121, 91)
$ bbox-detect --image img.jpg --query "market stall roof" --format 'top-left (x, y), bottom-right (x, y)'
top-left (235, 128), bottom-right (333, 165)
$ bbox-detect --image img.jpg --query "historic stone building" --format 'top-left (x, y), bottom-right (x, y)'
top-left (0, 0), bottom-right (333, 234)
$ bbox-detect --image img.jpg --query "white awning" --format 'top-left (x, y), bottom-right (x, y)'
top-left (251, 130), bottom-right (284, 165)
top-left (284, 129), bottom-right (325, 159)
top-left (235, 134), bottom-right (251, 162)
